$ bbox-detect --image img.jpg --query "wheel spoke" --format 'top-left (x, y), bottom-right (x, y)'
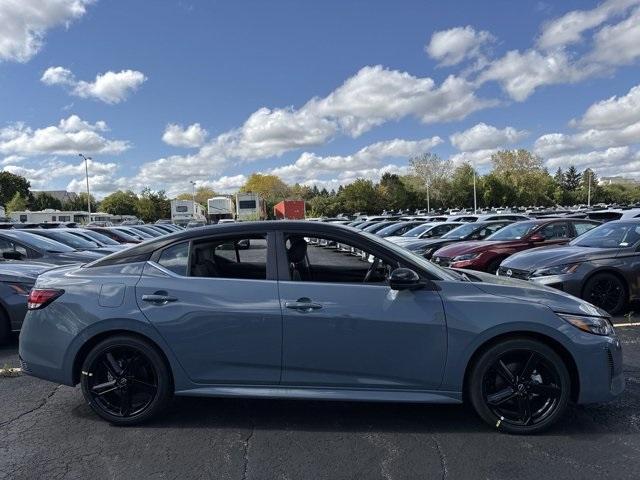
top-left (518, 395), bottom-right (532, 425)
top-left (520, 352), bottom-right (539, 378)
top-left (130, 378), bottom-right (157, 393)
top-left (91, 380), bottom-right (116, 393)
top-left (120, 388), bottom-right (132, 416)
top-left (105, 352), bottom-right (122, 377)
top-left (120, 355), bottom-right (141, 376)
top-left (529, 383), bottom-right (561, 397)
top-left (487, 387), bottom-right (516, 406)
top-left (495, 360), bottom-right (516, 386)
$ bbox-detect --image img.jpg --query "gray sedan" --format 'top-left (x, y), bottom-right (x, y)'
top-left (0, 230), bottom-right (103, 265)
top-left (19, 221), bottom-right (623, 434)
top-left (499, 219), bottom-right (640, 314)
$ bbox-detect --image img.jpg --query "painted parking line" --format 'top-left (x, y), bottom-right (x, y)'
top-left (0, 367), bottom-right (21, 377)
top-left (613, 322), bottom-right (640, 327)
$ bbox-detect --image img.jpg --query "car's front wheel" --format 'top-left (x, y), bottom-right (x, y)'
top-left (468, 338), bottom-right (570, 434)
top-left (80, 335), bottom-right (173, 425)
top-left (582, 273), bottom-right (626, 315)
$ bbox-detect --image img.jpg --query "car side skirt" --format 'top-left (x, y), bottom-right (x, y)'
top-left (175, 386), bottom-right (463, 403)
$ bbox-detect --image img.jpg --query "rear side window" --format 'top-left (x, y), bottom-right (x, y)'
top-left (158, 242), bottom-right (190, 276)
top-left (539, 222), bottom-right (570, 239)
top-left (573, 222), bottom-right (598, 236)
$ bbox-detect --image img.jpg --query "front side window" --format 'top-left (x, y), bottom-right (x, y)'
top-left (158, 242), bottom-right (190, 276)
top-left (284, 235), bottom-right (392, 284)
top-left (190, 236), bottom-right (267, 280)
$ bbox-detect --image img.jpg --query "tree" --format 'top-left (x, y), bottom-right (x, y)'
top-left (448, 163), bottom-right (478, 208)
top-left (100, 190), bottom-right (139, 216)
top-left (289, 183), bottom-right (314, 200)
top-left (176, 186), bottom-right (217, 207)
top-left (0, 172), bottom-right (31, 207)
top-left (31, 192), bottom-right (62, 211)
top-left (410, 153), bottom-right (453, 210)
top-left (489, 150), bottom-right (555, 207)
top-left (563, 166), bottom-right (581, 191)
top-left (553, 168), bottom-right (564, 185)
top-left (6, 192), bottom-right (27, 213)
top-left (240, 173), bottom-right (290, 218)
top-left (136, 188), bottom-right (170, 222)
top-left (62, 192), bottom-right (98, 212)
top-left (377, 173), bottom-right (413, 211)
top-left (338, 179), bottom-right (382, 214)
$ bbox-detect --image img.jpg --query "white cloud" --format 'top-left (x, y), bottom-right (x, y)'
top-left (545, 146), bottom-right (631, 169)
top-left (162, 123), bottom-right (208, 148)
top-left (0, 115), bottom-right (129, 157)
top-left (4, 159), bottom-right (118, 190)
top-left (41, 66), bottom-right (147, 104)
top-left (270, 137), bottom-right (443, 184)
top-left (588, 6), bottom-right (640, 66)
top-left (537, 0), bottom-right (638, 50)
top-left (0, 0), bottom-right (92, 63)
top-left (449, 149), bottom-right (499, 168)
top-left (426, 26), bottom-right (494, 66)
top-left (301, 164), bottom-right (413, 191)
top-left (1, 155), bottom-right (25, 166)
top-left (450, 123), bottom-right (528, 151)
top-left (574, 84), bottom-right (640, 130)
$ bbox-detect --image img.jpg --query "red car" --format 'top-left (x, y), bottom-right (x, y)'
top-left (431, 218), bottom-right (600, 273)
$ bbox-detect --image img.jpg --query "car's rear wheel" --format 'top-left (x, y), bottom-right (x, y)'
top-left (80, 335), bottom-right (173, 425)
top-left (468, 338), bottom-right (570, 434)
top-left (582, 273), bottom-right (626, 315)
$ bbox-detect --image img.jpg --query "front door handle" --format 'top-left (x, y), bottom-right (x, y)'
top-left (142, 293), bottom-right (178, 305)
top-left (285, 297), bottom-right (322, 312)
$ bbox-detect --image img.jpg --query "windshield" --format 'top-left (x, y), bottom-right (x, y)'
top-left (571, 222), bottom-right (640, 248)
top-left (4, 231), bottom-right (75, 252)
top-left (402, 223), bottom-right (435, 237)
top-left (441, 223), bottom-right (480, 239)
top-left (73, 230), bottom-right (120, 245)
top-left (486, 221), bottom-right (538, 240)
top-left (376, 223), bottom-right (408, 236)
top-left (39, 231), bottom-right (99, 249)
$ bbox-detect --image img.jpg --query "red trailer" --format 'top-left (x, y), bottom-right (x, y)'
top-left (274, 200), bottom-right (305, 219)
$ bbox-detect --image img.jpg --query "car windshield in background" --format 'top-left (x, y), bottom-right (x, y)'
top-left (441, 223), bottom-right (479, 239)
top-left (76, 230), bottom-right (120, 245)
top-left (5, 231), bottom-right (75, 252)
top-left (39, 231), bottom-right (99, 249)
top-left (571, 222), bottom-right (640, 248)
top-left (402, 224), bottom-right (434, 237)
top-left (486, 221), bottom-right (538, 241)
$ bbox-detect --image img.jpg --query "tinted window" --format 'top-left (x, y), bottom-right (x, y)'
top-left (3, 231), bottom-right (74, 252)
top-left (158, 242), bottom-right (190, 276)
top-left (573, 222), bottom-right (598, 236)
top-left (176, 206), bottom-right (188, 212)
top-left (190, 236), bottom-right (267, 279)
top-left (239, 200), bottom-right (256, 209)
top-left (539, 222), bottom-right (569, 240)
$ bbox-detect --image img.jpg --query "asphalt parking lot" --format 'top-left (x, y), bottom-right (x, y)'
top-left (2, 244), bottom-right (640, 479)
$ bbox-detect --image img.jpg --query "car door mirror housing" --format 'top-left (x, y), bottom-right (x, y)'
top-left (529, 233), bottom-right (545, 242)
top-left (389, 268), bottom-right (424, 291)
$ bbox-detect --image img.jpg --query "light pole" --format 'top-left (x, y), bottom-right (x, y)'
top-left (587, 170), bottom-right (592, 207)
top-left (78, 154), bottom-right (92, 220)
top-left (473, 171), bottom-right (477, 214)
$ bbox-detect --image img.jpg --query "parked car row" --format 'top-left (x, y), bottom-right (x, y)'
top-left (0, 223), bottom-right (184, 343)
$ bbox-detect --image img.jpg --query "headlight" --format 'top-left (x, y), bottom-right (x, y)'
top-left (531, 263), bottom-right (580, 277)
top-left (453, 253), bottom-right (480, 262)
top-left (557, 313), bottom-right (614, 336)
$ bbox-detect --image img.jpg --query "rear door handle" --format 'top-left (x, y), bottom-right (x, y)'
top-left (285, 298), bottom-right (322, 312)
top-left (142, 293), bottom-right (178, 305)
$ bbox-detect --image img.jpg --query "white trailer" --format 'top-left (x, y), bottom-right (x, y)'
top-left (9, 209), bottom-right (90, 224)
top-left (207, 196), bottom-right (234, 222)
top-left (171, 199), bottom-right (206, 226)
top-left (235, 193), bottom-right (266, 220)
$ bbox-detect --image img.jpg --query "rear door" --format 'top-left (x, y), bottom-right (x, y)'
top-left (136, 232), bottom-right (282, 385)
top-left (276, 230), bottom-right (447, 390)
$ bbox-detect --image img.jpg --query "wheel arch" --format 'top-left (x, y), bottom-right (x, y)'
top-left (72, 329), bottom-right (174, 387)
top-left (462, 330), bottom-right (580, 403)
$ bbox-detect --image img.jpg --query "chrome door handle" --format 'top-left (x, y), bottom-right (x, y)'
top-left (142, 294), bottom-right (178, 305)
top-left (285, 298), bottom-right (322, 312)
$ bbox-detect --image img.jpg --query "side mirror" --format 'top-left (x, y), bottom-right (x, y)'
top-left (3, 251), bottom-right (24, 260)
top-left (529, 233), bottom-right (545, 242)
top-left (389, 268), bottom-right (424, 291)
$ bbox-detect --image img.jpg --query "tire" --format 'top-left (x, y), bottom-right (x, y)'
top-left (468, 338), bottom-right (570, 434)
top-left (582, 273), bottom-right (627, 315)
top-left (485, 258), bottom-right (503, 274)
top-left (80, 335), bottom-right (173, 425)
top-left (0, 309), bottom-right (9, 345)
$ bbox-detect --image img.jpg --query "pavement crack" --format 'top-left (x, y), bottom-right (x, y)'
top-left (430, 434), bottom-right (448, 480)
top-left (241, 418), bottom-right (255, 480)
top-left (0, 384), bottom-right (62, 428)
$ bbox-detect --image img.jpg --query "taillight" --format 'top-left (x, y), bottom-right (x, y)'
top-left (27, 289), bottom-right (64, 310)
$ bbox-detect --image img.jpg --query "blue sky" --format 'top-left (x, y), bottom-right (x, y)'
top-left (1, 0), bottom-right (640, 198)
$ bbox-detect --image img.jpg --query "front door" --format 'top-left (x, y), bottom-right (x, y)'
top-left (136, 235), bottom-right (282, 385)
top-left (277, 233), bottom-right (447, 390)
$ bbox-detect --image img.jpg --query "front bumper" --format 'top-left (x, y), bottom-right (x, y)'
top-left (574, 332), bottom-right (625, 404)
top-left (530, 274), bottom-right (583, 298)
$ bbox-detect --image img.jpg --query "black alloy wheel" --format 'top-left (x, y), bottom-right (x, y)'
top-left (469, 338), bottom-right (570, 434)
top-left (583, 273), bottom-right (626, 314)
top-left (81, 335), bottom-right (173, 425)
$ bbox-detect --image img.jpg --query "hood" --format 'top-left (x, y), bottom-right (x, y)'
top-left (434, 240), bottom-right (508, 257)
top-left (457, 268), bottom-right (609, 317)
top-left (0, 261), bottom-right (55, 282)
top-left (501, 245), bottom-right (622, 270)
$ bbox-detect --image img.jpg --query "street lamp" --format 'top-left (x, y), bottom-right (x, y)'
top-left (78, 154), bottom-right (92, 220)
